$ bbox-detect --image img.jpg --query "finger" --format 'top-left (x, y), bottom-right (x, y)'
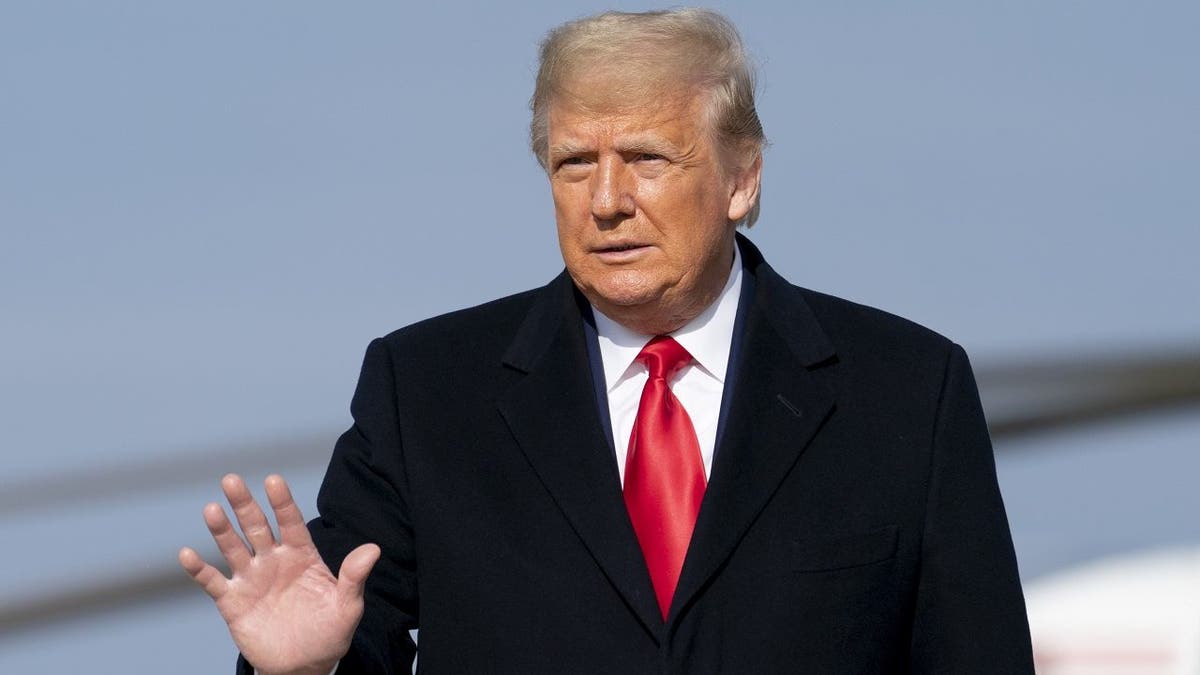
top-left (264, 474), bottom-right (312, 548)
top-left (337, 543), bottom-right (381, 606)
top-left (222, 473), bottom-right (277, 554)
top-left (179, 546), bottom-right (229, 599)
top-left (203, 501), bottom-right (252, 571)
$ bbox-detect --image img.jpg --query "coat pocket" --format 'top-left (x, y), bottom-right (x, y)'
top-left (791, 525), bottom-right (898, 572)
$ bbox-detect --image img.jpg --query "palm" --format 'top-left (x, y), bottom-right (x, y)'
top-left (180, 474), bottom-right (380, 675)
top-left (221, 543), bottom-right (350, 671)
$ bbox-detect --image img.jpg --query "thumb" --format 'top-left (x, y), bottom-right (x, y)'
top-left (337, 543), bottom-right (381, 603)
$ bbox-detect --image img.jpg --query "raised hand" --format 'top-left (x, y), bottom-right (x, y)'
top-left (179, 474), bottom-right (380, 675)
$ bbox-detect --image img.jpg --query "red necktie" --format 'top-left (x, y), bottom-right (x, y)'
top-left (623, 336), bottom-right (707, 620)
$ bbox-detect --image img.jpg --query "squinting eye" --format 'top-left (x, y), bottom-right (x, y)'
top-left (556, 157), bottom-right (588, 170)
top-left (635, 153), bottom-right (664, 162)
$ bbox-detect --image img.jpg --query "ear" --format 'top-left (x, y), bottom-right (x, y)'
top-left (727, 152), bottom-right (763, 223)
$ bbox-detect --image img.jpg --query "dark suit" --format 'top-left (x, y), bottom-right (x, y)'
top-left (241, 236), bottom-right (1033, 673)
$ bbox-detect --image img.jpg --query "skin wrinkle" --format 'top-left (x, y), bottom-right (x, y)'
top-left (551, 77), bottom-right (726, 168)
top-left (530, 11), bottom-right (766, 234)
top-left (548, 81), bottom-right (760, 335)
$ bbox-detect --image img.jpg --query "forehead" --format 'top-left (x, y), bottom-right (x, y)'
top-left (546, 86), bottom-right (709, 146)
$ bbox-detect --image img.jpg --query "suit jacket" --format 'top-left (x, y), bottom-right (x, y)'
top-left (240, 236), bottom-right (1033, 673)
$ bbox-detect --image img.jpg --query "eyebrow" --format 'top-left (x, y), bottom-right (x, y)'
top-left (548, 142), bottom-right (591, 157)
top-left (617, 137), bottom-right (677, 156)
top-left (548, 136), bottom-right (678, 158)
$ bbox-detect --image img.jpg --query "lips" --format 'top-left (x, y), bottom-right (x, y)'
top-left (591, 241), bottom-right (652, 262)
top-left (598, 243), bottom-right (645, 252)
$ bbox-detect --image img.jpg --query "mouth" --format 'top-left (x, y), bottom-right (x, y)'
top-left (591, 242), bottom-right (652, 263)
top-left (596, 242), bottom-right (647, 253)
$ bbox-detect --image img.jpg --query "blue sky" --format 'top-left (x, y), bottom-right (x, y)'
top-left (1, 2), bottom-right (1197, 671)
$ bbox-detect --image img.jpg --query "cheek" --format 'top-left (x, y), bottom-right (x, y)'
top-left (635, 178), bottom-right (666, 203)
top-left (552, 187), bottom-right (591, 234)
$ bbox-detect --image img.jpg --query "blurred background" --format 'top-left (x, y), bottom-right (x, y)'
top-left (1, 1), bottom-right (1197, 672)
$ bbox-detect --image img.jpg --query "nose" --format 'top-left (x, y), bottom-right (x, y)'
top-left (590, 155), bottom-right (635, 223)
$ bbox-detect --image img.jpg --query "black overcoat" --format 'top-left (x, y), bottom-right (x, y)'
top-left (240, 236), bottom-right (1033, 673)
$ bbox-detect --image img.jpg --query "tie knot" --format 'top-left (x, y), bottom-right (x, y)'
top-left (637, 336), bottom-right (693, 380)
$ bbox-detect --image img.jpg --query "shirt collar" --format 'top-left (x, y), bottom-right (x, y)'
top-left (592, 243), bottom-right (743, 391)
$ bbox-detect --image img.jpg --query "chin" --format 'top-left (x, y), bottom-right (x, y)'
top-left (591, 286), bottom-right (657, 310)
top-left (588, 271), bottom-right (662, 308)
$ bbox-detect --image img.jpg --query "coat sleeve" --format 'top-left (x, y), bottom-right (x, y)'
top-left (238, 337), bottom-right (419, 674)
top-left (909, 343), bottom-right (1034, 673)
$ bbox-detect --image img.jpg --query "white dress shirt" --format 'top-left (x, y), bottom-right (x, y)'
top-left (592, 244), bottom-right (743, 486)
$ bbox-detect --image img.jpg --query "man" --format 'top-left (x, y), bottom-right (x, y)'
top-left (180, 9), bottom-right (1034, 673)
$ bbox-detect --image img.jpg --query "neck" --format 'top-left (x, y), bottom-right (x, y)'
top-left (595, 292), bottom-right (716, 335)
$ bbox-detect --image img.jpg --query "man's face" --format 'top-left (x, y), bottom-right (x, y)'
top-left (546, 86), bottom-right (760, 334)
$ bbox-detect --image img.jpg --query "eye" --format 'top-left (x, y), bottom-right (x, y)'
top-left (634, 152), bottom-right (665, 162)
top-left (555, 156), bottom-right (589, 170)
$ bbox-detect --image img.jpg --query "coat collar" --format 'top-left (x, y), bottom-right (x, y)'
top-left (501, 235), bottom-right (835, 372)
top-left (498, 272), bottom-right (667, 639)
top-left (669, 234), bottom-right (838, 626)
top-left (497, 234), bottom-right (838, 634)
top-left (735, 232), bottom-right (835, 368)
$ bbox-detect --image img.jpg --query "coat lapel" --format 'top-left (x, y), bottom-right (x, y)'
top-left (496, 239), bottom-right (840, 635)
top-left (496, 273), bottom-right (664, 640)
top-left (668, 241), bottom-right (839, 625)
